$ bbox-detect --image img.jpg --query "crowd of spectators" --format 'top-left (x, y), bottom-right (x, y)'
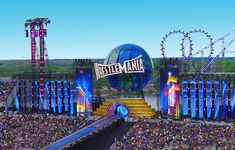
top-left (0, 114), bottom-right (95, 149)
top-left (0, 81), bottom-right (15, 104)
top-left (111, 119), bottom-right (235, 149)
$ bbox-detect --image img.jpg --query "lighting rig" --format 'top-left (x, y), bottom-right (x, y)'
top-left (25, 18), bottom-right (50, 100)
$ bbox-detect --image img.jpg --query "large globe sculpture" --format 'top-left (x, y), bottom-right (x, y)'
top-left (104, 44), bottom-right (153, 91)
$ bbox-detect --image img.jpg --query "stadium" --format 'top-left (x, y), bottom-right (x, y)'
top-left (0, 1), bottom-right (235, 150)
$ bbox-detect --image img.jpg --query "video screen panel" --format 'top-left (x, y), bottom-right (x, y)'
top-left (160, 68), bottom-right (180, 116)
top-left (76, 68), bottom-right (92, 113)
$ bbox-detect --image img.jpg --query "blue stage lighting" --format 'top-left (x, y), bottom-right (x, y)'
top-left (116, 105), bottom-right (128, 116)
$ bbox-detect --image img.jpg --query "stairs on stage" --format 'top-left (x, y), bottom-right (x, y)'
top-left (93, 98), bottom-right (156, 118)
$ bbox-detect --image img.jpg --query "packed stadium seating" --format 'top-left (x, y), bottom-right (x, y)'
top-left (110, 119), bottom-right (235, 149)
top-left (0, 81), bottom-right (14, 104)
top-left (0, 114), bottom-right (95, 149)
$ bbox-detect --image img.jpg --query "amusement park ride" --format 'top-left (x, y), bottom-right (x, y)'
top-left (160, 29), bottom-right (235, 74)
top-left (157, 28), bottom-right (235, 118)
top-left (145, 29), bottom-right (235, 94)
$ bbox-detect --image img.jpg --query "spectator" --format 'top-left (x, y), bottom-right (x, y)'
top-left (0, 114), bottom-right (95, 149)
top-left (0, 81), bottom-right (15, 104)
top-left (111, 119), bottom-right (235, 149)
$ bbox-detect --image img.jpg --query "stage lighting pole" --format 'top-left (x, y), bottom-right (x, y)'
top-left (25, 19), bottom-right (38, 70)
top-left (39, 26), bottom-right (45, 97)
top-left (37, 18), bottom-right (50, 106)
top-left (25, 18), bottom-right (50, 112)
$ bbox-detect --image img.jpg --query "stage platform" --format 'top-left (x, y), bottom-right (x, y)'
top-left (93, 98), bottom-right (156, 118)
top-left (43, 116), bottom-right (121, 150)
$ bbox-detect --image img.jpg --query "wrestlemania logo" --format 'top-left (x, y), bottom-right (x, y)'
top-left (94, 55), bottom-right (145, 80)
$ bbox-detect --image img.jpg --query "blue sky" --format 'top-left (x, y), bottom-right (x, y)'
top-left (0, 0), bottom-right (234, 59)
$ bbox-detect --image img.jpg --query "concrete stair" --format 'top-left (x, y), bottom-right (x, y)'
top-left (93, 98), bottom-right (155, 118)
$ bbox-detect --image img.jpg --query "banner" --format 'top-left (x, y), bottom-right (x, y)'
top-left (160, 68), bottom-right (180, 116)
top-left (76, 68), bottom-right (92, 113)
top-left (94, 55), bottom-right (144, 80)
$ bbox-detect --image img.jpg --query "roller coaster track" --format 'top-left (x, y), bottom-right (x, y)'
top-left (181, 35), bottom-right (235, 93)
top-left (160, 30), bottom-right (193, 60)
top-left (190, 28), bottom-right (235, 73)
top-left (147, 29), bottom-right (235, 93)
top-left (191, 29), bottom-right (235, 57)
top-left (183, 30), bottom-right (214, 72)
top-left (191, 36), bottom-right (235, 81)
top-left (171, 29), bottom-right (235, 70)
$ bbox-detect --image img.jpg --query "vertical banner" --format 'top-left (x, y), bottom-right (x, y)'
top-left (26, 81), bottom-right (32, 109)
top-left (70, 82), bottom-right (74, 115)
top-left (211, 83), bottom-right (215, 117)
top-left (51, 81), bottom-right (56, 113)
top-left (214, 81), bottom-right (220, 119)
top-left (23, 81), bottom-right (26, 109)
top-left (160, 68), bottom-right (179, 116)
top-left (15, 82), bottom-right (19, 112)
top-left (57, 81), bottom-right (62, 113)
top-left (232, 83), bottom-right (235, 118)
top-left (190, 80), bottom-right (196, 118)
top-left (18, 82), bottom-right (21, 110)
top-left (182, 81), bottom-right (188, 116)
top-left (63, 81), bottom-right (69, 112)
top-left (206, 80), bottom-right (211, 118)
top-left (203, 83), bottom-right (207, 117)
top-left (33, 81), bottom-right (38, 109)
top-left (198, 80), bottom-right (204, 118)
top-left (44, 81), bottom-right (50, 113)
top-left (76, 68), bottom-right (93, 114)
top-left (227, 84), bottom-right (232, 118)
top-left (222, 81), bottom-right (227, 119)
top-left (39, 81), bottom-right (43, 110)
